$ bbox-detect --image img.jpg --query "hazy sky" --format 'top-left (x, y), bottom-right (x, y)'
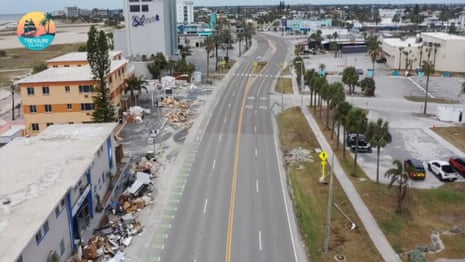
top-left (0, 0), bottom-right (463, 14)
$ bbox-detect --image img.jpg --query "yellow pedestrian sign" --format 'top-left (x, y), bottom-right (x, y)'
top-left (319, 151), bottom-right (328, 161)
top-left (280, 62), bottom-right (284, 69)
top-left (253, 61), bottom-right (258, 69)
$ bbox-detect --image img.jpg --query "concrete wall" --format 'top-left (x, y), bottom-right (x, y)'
top-left (20, 199), bottom-right (72, 262)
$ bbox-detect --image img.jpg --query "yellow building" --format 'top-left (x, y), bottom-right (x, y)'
top-left (17, 52), bottom-right (131, 135)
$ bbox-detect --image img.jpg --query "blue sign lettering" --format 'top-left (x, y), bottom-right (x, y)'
top-left (132, 14), bottom-right (160, 27)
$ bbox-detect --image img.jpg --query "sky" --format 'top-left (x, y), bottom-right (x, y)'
top-left (0, 0), bottom-right (464, 14)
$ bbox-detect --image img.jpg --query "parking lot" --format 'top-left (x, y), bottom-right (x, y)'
top-left (302, 50), bottom-right (465, 189)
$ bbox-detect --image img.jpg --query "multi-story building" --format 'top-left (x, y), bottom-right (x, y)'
top-left (0, 123), bottom-right (119, 262)
top-left (114, 0), bottom-right (178, 59)
top-left (16, 52), bottom-right (130, 135)
top-left (64, 7), bottom-right (79, 18)
top-left (176, 1), bottom-right (194, 24)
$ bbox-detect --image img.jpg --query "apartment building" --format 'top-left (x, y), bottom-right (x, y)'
top-left (176, 1), bottom-right (194, 24)
top-left (0, 123), bottom-right (118, 262)
top-left (16, 52), bottom-right (130, 135)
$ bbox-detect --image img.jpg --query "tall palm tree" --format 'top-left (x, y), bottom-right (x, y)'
top-left (40, 13), bottom-right (53, 34)
top-left (366, 118), bottom-right (392, 183)
top-left (367, 35), bottom-right (381, 78)
top-left (342, 66), bottom-right (359, 94)
top-left (334, 102), bottom-right (352, 152)
top-left (384, 160), bottom-right (409, 214)
top-left (204, 36), bottom-right (215, 79)
top-left (305, 69), bottom-right (317, 107)
top-left (319, 80), bottom-right (330, 121)
top-left (345, 108), bottom-right (368, 176)
top-left (124, 75), bottom-right (148, 106)
top-left (10, 82), bottom-right (17, 121)
top-left (398, 47), bottom-right (404, 71)
top-left (329, 83), bottom-right (345, 135)
top-left (422, 47), bottom-right (434, 115)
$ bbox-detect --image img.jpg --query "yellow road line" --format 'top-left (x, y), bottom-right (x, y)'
top-left (224, 77), bottom-right (255, 262)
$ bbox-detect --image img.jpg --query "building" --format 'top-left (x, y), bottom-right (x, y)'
top-left (0, 123), bottom-right (118, 262)
top-left (382, 33), bottom-right (465, 74)
top-left (64, 7), bottom-right (79, 18)
top-left (114, 0), bottom-right (178, 59)
top-left (176, 1), bottom-right (194, 24)
top-left (16, 52), bottom-right (130, 135)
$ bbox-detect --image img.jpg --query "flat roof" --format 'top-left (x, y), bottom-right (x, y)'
top-left (0, 123), bottom-right (117, 262)
top-left (46, 50), bottom-right (123, 63)
top-left (422, 32), bottom-right (465, 41)
top-left (16, 59), bottom-right (127, 84)
top-left (382, 37), bottom-right (422, 47)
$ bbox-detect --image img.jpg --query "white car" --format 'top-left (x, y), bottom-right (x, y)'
top-left (427, 160), bottom-right (459, 182)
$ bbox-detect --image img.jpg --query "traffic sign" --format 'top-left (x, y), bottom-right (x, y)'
top-left (319, 150), bottom-right (328, 161)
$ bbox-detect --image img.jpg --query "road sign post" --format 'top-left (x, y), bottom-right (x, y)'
top-left (319, 150), bottom-right (328, 183)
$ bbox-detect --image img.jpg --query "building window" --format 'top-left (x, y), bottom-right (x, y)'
top-left (60, 239), bottom-right (65, 255)
top-left (67, 104), bottom-right (73, 111)
top-left (129, 0), bottom-right (139, 2)
top-left (31, 123), bottom-right (39, 131)
top-left (79, 85), bottom-right (94, 93)
top-left (42, 86), bottom-right (50, 95)
top-left (142, 5), bottom-right (149, 12)
top-left (35, 231), bottom-right (42, 244)
top-left (27, 87), bottom-right (35, 95)
top-left (65, 86), bottom-right (70, 93)
top-left (64, 65), bottom-right (69, 67)
top-left (29, 105), bottom-right (37, 113)
top-left (43, 221), bottom-right (49, 235)
top-left (44, 104), bottom-right (52, 112)
top-left (130, 5), bottom-right (140, 12)
top-left (80, 103), bottom-right (95, 111)
top-left (46, 123), bottom-right (54, 127)
top-left (53, 65), bottom-right (58, 68)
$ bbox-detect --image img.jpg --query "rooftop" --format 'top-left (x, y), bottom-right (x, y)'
top-left (422, 32), bottom-right (465, 41)
top-left (46, 50), bottom-right (123, 63)
top-left (0, 123), bottom-right (117, 262)
top-left (382, 37), bottom-right (422, 48)
top-left (16, 59), bottom-right (127, 84)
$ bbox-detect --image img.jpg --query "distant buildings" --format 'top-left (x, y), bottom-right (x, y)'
top-left (114, 0), bottom-right (178, 59)
top-left (64, 7), bottom-right (79, 18)
top-left (16, 51), bottom-right (131, 135)
top-left (177, 1), bottom-right (194, 24)
top-left (0, 123), bottom-right (119, 262)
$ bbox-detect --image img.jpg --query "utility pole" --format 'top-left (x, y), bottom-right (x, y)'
top-left (324, 153), bottom-right (335, 253)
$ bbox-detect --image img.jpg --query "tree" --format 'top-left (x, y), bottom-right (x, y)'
top-left (87, 25), bottom-right (114, 122)
top-left (180, 38), bottom-right (192, 63)
top-left (398, 47), bottom-right (404, 71)
top-left (422, 46), bottom-right (434, 115)
top-left (147, 52), bottom-right (167, 79)
top-left (384, 160), bottom-right (409, 214)
top-left (366, 118), bottom-right (392, 183)
top-left (359, 77), bottom-right (376, 96)
top-left (367, 35), bottom-right (381, 77)
top-left (329, 82), bottom-right (345, 132)
top-left (32, 62), bottom-right (48, 73)
top-left (334, 102), bottom-right (352, 152)
top-left (124, 75), bottom-right (147, 106)
top-left (106, 32), bottom-right (114, 50)
top-left (345, 108), bottom-right (367, 176)
top-left (305, 69), bottom-right (317, 107)
top-left (342, 66), bottom-right (359, 94)
top-left (204, 36), bottom-right (215, 79)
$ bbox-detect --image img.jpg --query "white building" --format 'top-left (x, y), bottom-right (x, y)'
top-left (176, 1), bottom-right (194, 24)
top-left (381, 33), bottom-right (465, 74)
top-left (114, 0), bottom-right (178, 59)
top-left (0, 123), bottom-right (118, 262)
top-left (64, 7), bottom-right (79, 18)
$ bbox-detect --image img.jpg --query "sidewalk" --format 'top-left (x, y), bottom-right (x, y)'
top-left (288, 74), bottom-right (401, 261)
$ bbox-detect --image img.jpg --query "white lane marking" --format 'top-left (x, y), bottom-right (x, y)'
top-left (212, 160), bottom-right (216, 170)
top-left (255, 110), bottom-right (257, 115)
top-left (259, 105), bottom-right (267, 110)
top-left (219, 134), bottom-right (222, 141)
top-left (258, 230), bottom-right (262, 251)
top-left (224, 117), bottom-right (227, 123)
top-left (229, 103), bottom-right (231, 108)
top-left (255, 147), bottom-right (258, 158)
top-left (256, 180), bottom-right (259, 193)
top-left (254, 125), bottom-right (257, 133)
top-left (203, 198), bottom-right (208, 214)
top-left (233, 91), bottom-right (235, 96)
top-left (245, 105), bottom-right (253, 109)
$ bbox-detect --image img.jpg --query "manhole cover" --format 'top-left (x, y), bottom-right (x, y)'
top-left (334, 254), bottom-right (346, 261)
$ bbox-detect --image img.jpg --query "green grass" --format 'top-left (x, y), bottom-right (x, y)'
top-left (275, 77), bottom-right (293, 94)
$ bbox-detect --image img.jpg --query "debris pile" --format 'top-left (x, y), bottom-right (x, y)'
top-left (284, 147), bottom-right (313, 165)
top-left (123, 106), bottom-right (151, 123)
top-left (162, 98), bottom-right (192, 128)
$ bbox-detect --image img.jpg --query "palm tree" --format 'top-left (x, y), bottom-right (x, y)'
top-left (345, 108), bottom-right (368, 176)
top-left (342, 66), bottom-right (359, 95)
top-left (124, 75), bottom-right (148, 106)
top-left (329, 83), bottom-right (345, 135)
top-left (147, 52), bottom-right (167, 80)
top-left (384, 160), bottom-right (409, 214)
top-left (366, 118), bottom-right (392, 183)
top-left (359, 77), bottom-right (376, 96)
top-left (180, 38), bottom-right (192, 63)
top-left (320, 80), bottom-right (330, 121)
top-left (367, 35), bottom-right (381, 77)
top-left (40, 13), bottom-right (53, 34)
top-left (10, 82), bottom-right (17, 121)
top-left (204, 36), bottom-right (215, 79)
top-left (335, 101), bottom-right (352, 153)
top-left (305, 69), bottom-right (317, 107)
top-left (422, 46), bottom-right (434, 115)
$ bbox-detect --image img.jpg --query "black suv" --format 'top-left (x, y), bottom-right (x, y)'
top-left (346, 133), bottom-right (372, 153)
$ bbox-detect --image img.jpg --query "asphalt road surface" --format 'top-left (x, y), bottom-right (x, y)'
top-left (160, 34), bottom-right (303, 261)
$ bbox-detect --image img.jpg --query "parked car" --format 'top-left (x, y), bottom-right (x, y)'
top-left (346, 133), bottom-right (371, 153)
top-left (404, 159), bottom-right (426, 180)
top-left (427, 160), bottom-right (459, 182)
top-left (376, 57), bottom-right (387, 64)
top-left (356, 68), bottom-right (364, 75)
top-left (449, 157), bottom-right (465, 176)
